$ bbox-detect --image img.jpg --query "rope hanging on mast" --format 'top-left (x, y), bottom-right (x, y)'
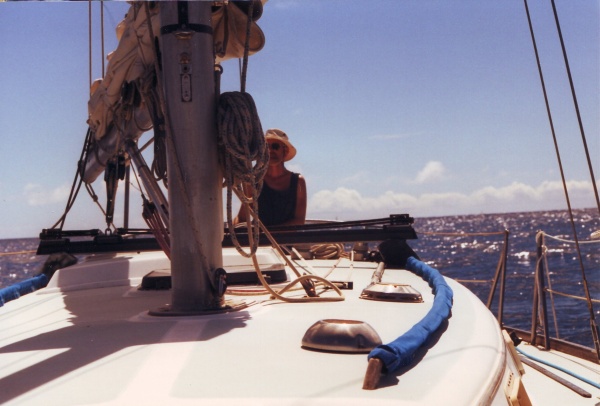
top-left (217, 0), bottom-right (267, 258)
top-left (239, 0), bottom-right (254, 93)
top-left (218, 91), bottom-right (269, 258)
top-left (142, 196), bottom-right (171, 259)
top-left (215, 4), bottom-right (343, 302)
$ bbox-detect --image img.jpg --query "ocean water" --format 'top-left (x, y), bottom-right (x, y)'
top-left (410, 208), bottom-right (600, 348)
top-left (1, 208), bottom-right (599, 347)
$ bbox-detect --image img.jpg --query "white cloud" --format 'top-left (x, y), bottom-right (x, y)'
top-left (310, 187), bottom-right (417, 217)
top-left (414, 161), bottom-right (447, 184)
top-left (308, 180), bottom-right (598, 220)
top-left (339, 170), bottom-right (369, 186)
top-left (469, 180), bottom-right (596, 210)
top-left (24, 183), bottom-right (71, 206)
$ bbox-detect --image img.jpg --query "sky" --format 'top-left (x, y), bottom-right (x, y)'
top-left (0, 0), bottom-right (598, 239)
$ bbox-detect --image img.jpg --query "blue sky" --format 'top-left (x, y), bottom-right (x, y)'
top-left (0, 0), bottom-right (598, 239)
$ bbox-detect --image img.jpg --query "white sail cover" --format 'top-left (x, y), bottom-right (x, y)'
top-left (83, 2), bottom-right (266, 184)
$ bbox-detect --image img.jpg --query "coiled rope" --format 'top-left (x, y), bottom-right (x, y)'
top-left (239, 202), bottom-right (345, 303)
top-left (216, 91), bottom-right (343, 302)
top-left (311, 243), bottom-right (348, 259)
top-left (217, 1), bottom-right (267, 258)
top-left (217, 91), bottom-right (268, 258)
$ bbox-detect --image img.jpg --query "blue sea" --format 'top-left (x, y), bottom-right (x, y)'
top-left (1, 208), bottom-right (599, 347)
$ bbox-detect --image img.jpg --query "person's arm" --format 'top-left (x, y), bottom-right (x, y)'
top-left (233, 184), bottom-right (252, 225)
top-left (233, 205), bottom-right (246, 225)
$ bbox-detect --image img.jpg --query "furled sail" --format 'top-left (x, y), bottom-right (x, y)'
top-left (82, 1), bottom-right (265, 184)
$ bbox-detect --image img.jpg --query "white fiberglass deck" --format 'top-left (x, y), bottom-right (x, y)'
top-left (0, 248), bottom-right (537, 404)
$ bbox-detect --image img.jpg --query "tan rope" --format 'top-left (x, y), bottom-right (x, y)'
top-left (239, 0), bottom-right (254, 93)
top-left (545, 288), bottom-right (600, 304)
top-left (454, 279), bottom-right (491, 284)
top-left (543, 232), bottom-right (600, 245)
top-left (227, 257), bottom-right (346, 297)
top-left (420, 231), bottom-right (506, 237)
top-left (234, 189), bottom-right (344, 303)
top-left (311, 243), bottom-right (348, 259)
top-left (321, 258), bottom-right (344, 279)
top-left (0, 250), bottom-right (37, 257)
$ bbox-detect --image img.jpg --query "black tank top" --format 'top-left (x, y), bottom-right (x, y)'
top-left (258, 173), bottom-right (299, 226)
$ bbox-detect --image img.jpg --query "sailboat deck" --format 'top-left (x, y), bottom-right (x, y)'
top-left (1, 248), bottom-right (598, 404)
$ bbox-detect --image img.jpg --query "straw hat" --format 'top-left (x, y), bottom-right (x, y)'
top-left (265, 129), bottom-right (297, 161)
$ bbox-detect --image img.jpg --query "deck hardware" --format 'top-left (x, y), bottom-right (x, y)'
top-left (302, 319), bottom-right (382, 353)
top-left (378, 239), bottom-right (419, 268)
top-left (215, 268), bottom-right (227, 296)
top-left (504, 370), bottom-right (532, 406)
top-left (160, 2), bottom-right (213, 37)
top-left (361, 261), bottom-right (422, 302)
top-left (361, 283), bottom-right (423, 302)
top-left (179, 52), bottom-right (192, 102)
top-left (352, 242), bottom-right (369, 261)
top-left (140, 270), bottom-right (172, 290)
top-left (331, 281), bottom-right (353, 290)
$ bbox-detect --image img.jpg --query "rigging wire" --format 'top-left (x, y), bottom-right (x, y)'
top-left (239, 0), bottom-right (254, 93)
top-left (523, 0), bottom-right (600, 357)
top-left (137, 3), bottom-right (168, 184)
top-left (50, 129), bottom-right (91, 231)
top-left (216, 0), bottom-right (267, 259)
top-left (217, 3), bottom-right (342, 302)
top-left (49, 2), bottom-right (121, 234)
top-left (88, 1), bottom-right (106, 87)
top-left (101, 0), bottom-right (105, 78)
top-left (130, 163), bottom-right (171, 258)
top-left (88, 1), bottom-right (92, 90)
top-left (550, 0), bottom-right (600, 216)
top-left (532, 234), bottom-right (561, 340)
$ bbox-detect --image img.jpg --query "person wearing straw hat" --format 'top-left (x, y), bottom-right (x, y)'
top-left (235, 128), bottom-right (307, 227)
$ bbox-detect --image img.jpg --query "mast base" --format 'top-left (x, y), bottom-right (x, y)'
top-left (148, 300), bottom-right (251, 317)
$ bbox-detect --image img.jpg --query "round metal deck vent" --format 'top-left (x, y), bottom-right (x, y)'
top-left (301, 319), bottom-right (382, 353)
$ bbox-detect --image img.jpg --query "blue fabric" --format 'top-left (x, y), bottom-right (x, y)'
top-left (0, 274), bottom-right (48, 307)
top-left (367, 256), bottom-right (453, 373)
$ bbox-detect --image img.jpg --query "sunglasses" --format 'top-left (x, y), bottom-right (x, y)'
top-left (268, 142), bottom-right (283, 151)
